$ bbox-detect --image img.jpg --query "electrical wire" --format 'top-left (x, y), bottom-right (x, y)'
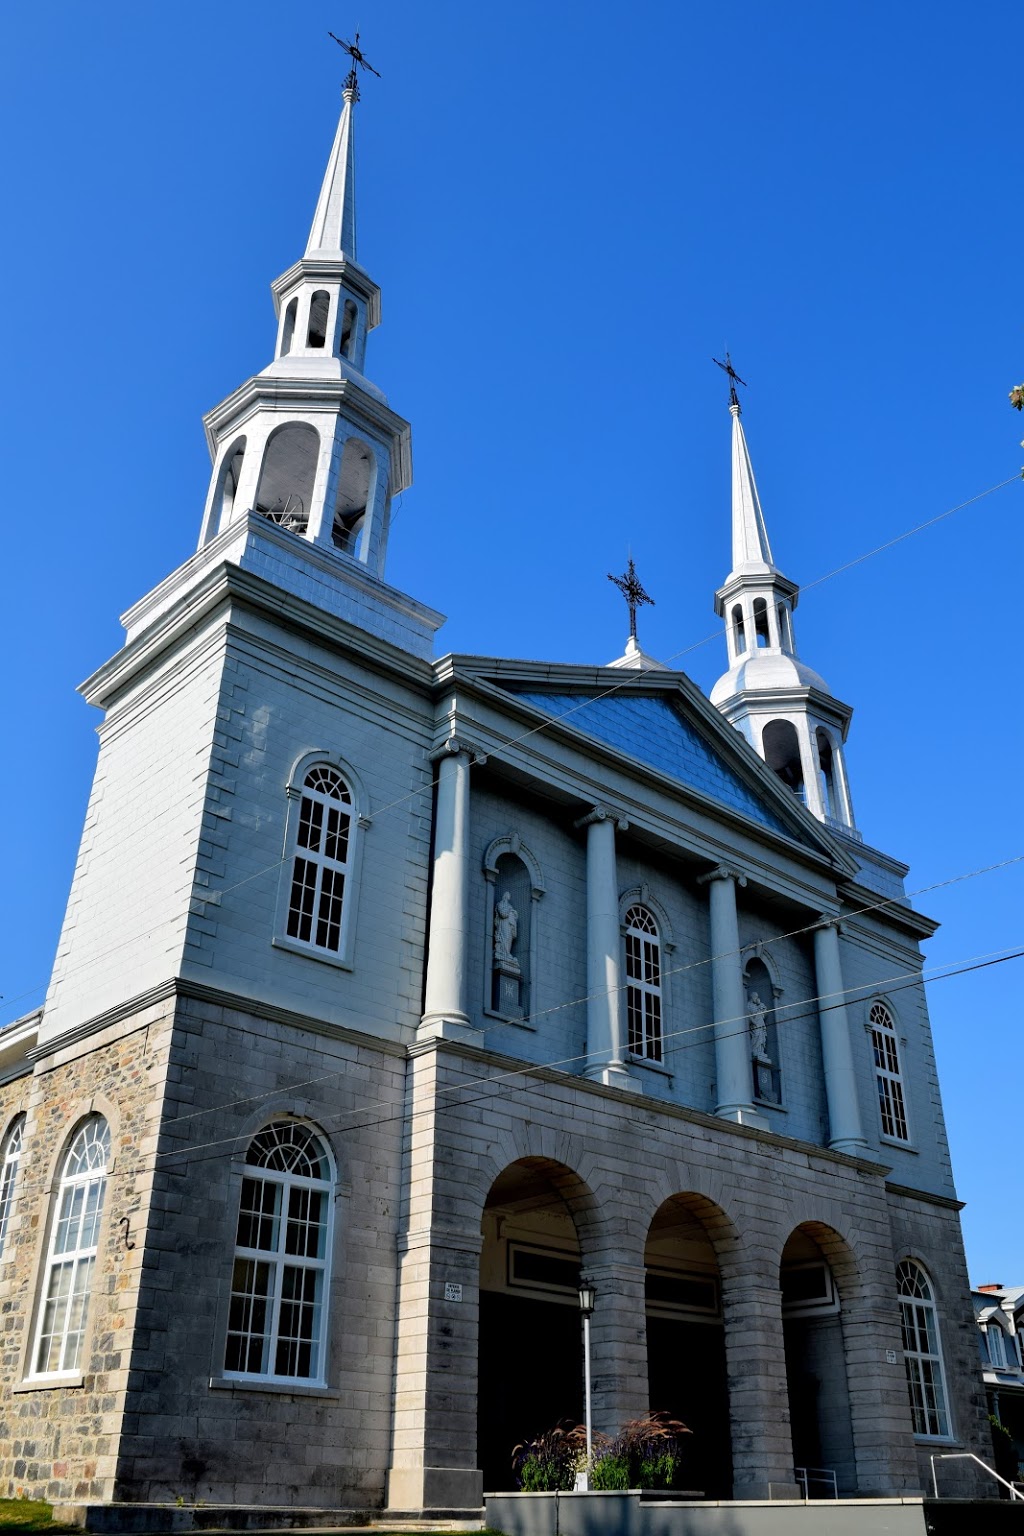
top-left (2, 471), bottom-right (1018, 1028)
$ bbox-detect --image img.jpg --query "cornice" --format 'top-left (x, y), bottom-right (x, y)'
top-left (270, 255), bottom-right (381, 328)
top-left (84, 544), bottom-right (440, 711)
top-left (885, 1180), bottom-right (964, 1212)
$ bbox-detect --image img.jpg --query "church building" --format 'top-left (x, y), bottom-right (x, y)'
top-left (0, 66), bottom-right (992, 1520)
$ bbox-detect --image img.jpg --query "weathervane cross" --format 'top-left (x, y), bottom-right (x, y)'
top-left (608, 558), bottom-right (655, 642)
top-left (328, 29), bottom-right (382, 98)
top-left (712, 351), bottom-right (747, 409)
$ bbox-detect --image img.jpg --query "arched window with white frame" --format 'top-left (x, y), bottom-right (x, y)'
top-left (285, 764), bottom-right (354, 956)
top-left (897, 1260), bottom-right (951, 1438)
top-left (224, 1120), bottom-right (334, 1384)
top-left (624, 905), bottom-right (663, 1062)
top-left (0, 1114), bottom-right (25, 1257)
top-left (869, 1000), bottom-right (909, 1141)
top-left (32, 1116), bottom-right (111, 1377)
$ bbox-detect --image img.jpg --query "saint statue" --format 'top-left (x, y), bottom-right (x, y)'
top-left (747, 991), bottom-right (770, 1061)
top-left (493, 891), bottom-right (519, 969)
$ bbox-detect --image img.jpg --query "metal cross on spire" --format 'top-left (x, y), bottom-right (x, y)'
top-left (713, 351), bottom-right (748, 409)
top-left (608, 558), bottom-right (655, 641)
top-left (328, 30), bottom-right (382, 98)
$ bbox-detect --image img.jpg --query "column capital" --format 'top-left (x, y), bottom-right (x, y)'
top-left (696, 863), bottom-right (748, 889)
top-left (813, 910), bottom-right (844, 935)
top-left (427, 735), bottom-right (488, 765)
top-left (574, 804), bottom-right (629, 832)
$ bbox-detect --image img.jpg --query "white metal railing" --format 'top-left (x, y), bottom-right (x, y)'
top-left (930, 1451), bottom-right (1024, 1500)
top-left (794, 1466), bottom-right (838, 1499)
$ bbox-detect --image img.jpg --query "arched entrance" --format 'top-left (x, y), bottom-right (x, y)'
top-left (780, 1225), bottom-right (857, 1496)
top-left (477, 1159), bottom-right (591, 1492)
top-left (645, 1194), bottom-right (732, 1498)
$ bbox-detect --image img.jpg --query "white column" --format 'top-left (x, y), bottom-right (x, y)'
top-left (813, 918), bottom-right (868, 1155)
top-left (576, 808), bottom-right (635, 1091)
top-left (420, 742), bottom-right (476, 1039)
top-left (699, 866), bottom-right (766, 1130)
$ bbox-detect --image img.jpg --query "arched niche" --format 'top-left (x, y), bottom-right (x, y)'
top-left (644, 1193), bottom-right (734, 1497)
top-left (254, 422), bottom-right (320, 534)
top-left (331, 436), bottom-right (375, 557)
top-left (741, 946), bottom-right (783, 1107)
top-left (478, 1157), bottom-right (594, 1492)
top-left (779, 1223), bottom-right (858, 1496)
top-left (483, 834), bottom-right (544, 1023)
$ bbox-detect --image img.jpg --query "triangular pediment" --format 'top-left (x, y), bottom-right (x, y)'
top-left (500, 683), bottom-right (815, 846)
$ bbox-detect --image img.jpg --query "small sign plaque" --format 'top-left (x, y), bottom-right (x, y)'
top-left (444, 1282), bottom-right (463, 1303)
top-left (885, 1349), bottom-right (898, 1364)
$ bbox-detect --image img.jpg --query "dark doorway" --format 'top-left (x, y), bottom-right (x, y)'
top-left (478, 1291), bottom-right (582, 1492)
top-left (780, 1229), bottom-right (857, 1496)
top-left (646, 1316), bottom-right (732, 1497)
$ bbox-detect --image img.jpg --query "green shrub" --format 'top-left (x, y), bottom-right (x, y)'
top-left (512, 1420), bottom-right (590, 1491)
top-left (590, 1454), bottom-right (630, 1490)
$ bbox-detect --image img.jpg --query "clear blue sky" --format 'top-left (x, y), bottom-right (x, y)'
top-left (1, 2), bottom-right (1021, 1279)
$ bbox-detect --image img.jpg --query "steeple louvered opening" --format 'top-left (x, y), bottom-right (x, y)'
top-left (306, 291), bottom-right (331, 349)
top-left (331, 438), bottom-right (373, 558)
top-left (752, 598), bottom-right (771, 648)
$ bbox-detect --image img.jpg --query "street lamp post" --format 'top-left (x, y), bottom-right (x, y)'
top-left (578, 1280), bottom-right (596, 1491)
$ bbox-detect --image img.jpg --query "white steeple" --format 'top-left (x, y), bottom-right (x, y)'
top-left (195, 79), bottom-right (411, 578)
top-left (710, 395), bottom-right (858, 834)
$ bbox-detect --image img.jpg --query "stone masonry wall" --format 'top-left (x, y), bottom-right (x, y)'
top-left (0, 997), bottom-right (175, 1503)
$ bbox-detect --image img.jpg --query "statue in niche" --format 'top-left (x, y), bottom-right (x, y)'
top-left (747, 991), bottom-right (771, 1062)
top-left (493, 892), bottom-right (520, 973)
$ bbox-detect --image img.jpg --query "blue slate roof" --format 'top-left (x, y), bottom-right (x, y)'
top-left (510, 690), bottom-right (797, 838)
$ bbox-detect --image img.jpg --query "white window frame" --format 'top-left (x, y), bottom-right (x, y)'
top-left (898, 1259), bottom-right (952, 1439)
top-left (30, 1116), bottom-right (110, 1380)
top-left (223, 1120), bottom-right (335, 1387)
top-left (0, 1115), bottom-right (25, 1258)
top-left (273, 753), bottom-right (367, 971)
top-left (869, 1000), bottom-right (910, 1143)
top-left (623, 904), bottom-right (664, 1062)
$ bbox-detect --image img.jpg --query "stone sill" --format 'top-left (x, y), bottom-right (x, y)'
top-left (880, 1135), bottom-right (918, 1154)
top-left (13, 1372), bottom-right (84, 1393)
top-left (270, 935), bottom-right (354, 972)
top-left (209, 1375), bottom-right (340, 1398)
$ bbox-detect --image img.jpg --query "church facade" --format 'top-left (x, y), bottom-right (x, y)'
top-left (0, 78), bottom-right (992, 1517)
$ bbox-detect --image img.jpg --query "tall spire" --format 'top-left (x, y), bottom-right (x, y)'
top-left (306, 86), bottom-right (358, 262)
top-left (729, 401), bottom-right (774, 575)
top-left (710, 388), bottom-right (858, 835)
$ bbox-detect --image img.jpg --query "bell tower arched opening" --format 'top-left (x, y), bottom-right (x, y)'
top-left (254, 423), bottom-right (320, 534)
top-left (331, 437), bottom-right (374, 557)
top-left (762, 719), bottom-right (805, 801)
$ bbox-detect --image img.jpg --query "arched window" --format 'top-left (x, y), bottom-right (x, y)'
top-left (0, 1115), bottom-right (25, 1257)
top-left (869, 1001), bottom-right (908, 1141)
top-left (762, 718), bottom-right (806, 801)
top-left (306, 290), bottom-right (330, 349)
top-left (32, 1116), bottom-right (111, 1377)
top-left (286, 764), bottom-right (353, 955)
top-left (624, 905), bottom-right (662, 1062)
top-left (224, 1120), bottom-right (333, 1383)
top-left (897, 1261), bottom-right (951, 1438)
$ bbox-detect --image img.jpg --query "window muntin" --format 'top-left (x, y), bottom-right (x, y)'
top-left (898, 1260), bottom-right (951, 1438)
top-left (624, 905), bottom-right (663, 1062)
top-left (870, 1002), bottom-right (909, 1141)
top-left (32, 1117), bottom-right (110, 1377)
top-left (224, 1121), bottom-right (333, 1384)
top-left (0, 1116), bottom-right (24, 1258)
top-left (286, 766), bottom-right (353, 955)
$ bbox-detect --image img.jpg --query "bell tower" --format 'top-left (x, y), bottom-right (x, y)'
top-left (196, 78), bottom-right (410, 577)
top-left (710, 388), bottom-right (857, 834)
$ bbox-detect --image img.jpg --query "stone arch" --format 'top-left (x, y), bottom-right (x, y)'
top-left (643, 1190), bottom-right (740, 1497)
top-left (478, 1155), bottom-right (600, 1491)
top-left (779, 1218), bottom-right (861, 1496)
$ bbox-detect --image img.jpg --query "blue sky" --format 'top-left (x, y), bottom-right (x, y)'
top-left (1, 2), bottom-right (1021, 1279)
